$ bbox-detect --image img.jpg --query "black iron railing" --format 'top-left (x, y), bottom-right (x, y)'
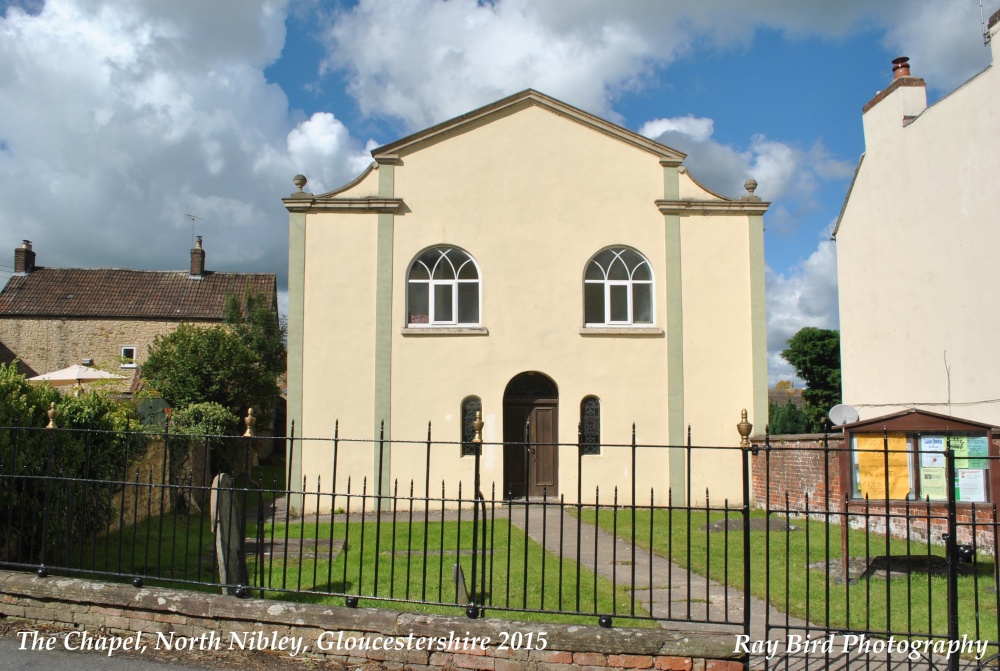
top-left (4, 418), bottom-right (1000, 669)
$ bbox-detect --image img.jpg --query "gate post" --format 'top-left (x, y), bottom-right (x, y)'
top-left (945, 438), bottom-right (959, 671)
top-left (737, 409), bottom-right (753, 655)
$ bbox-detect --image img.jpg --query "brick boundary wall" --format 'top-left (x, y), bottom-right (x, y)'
top-left (750, 434), bottom-right (997, 553)
top-left (750, 434), bottom-right (846, 515)
top-left (0, 571), bottom-right (745, 671)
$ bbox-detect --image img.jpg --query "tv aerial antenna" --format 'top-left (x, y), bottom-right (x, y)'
top-left (982, 0), bottom-right (993, 45)
top-left (183, 213), bottom-right (204, 246)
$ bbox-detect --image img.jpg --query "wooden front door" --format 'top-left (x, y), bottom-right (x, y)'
top-left (503, 373), bottom-right (558, 498)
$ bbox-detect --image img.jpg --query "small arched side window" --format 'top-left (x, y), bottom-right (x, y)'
top-left (580, 396), bottom-right (601, 456)
top-left (584, 247), bottom-right (653, 326)
top-left (462, 396), bottom-right (483, 456)
top-left (407, 247), bottom-right (480, 326)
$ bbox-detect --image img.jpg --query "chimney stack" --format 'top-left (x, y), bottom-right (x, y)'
top-left (862, 56), bottom-right (927, 133)
top-left (14, 240), bottom-right (35, 274)
top-left (892, 56), bottom-right (911, 79)
top-left (190, 236), bottom-right (205, 278)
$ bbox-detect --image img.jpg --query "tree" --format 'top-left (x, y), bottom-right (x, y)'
top-left (768, 399), bottom-right (809, 435)
top-left (223, 290), bottom-right (286, 379)
top-left (142, 324), bottom-right (275, 421)
top-left (781, 327), bottom-right (842, 432)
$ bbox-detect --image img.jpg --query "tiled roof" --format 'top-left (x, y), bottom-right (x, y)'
top-left (0, 268), bottom-right (276, 320)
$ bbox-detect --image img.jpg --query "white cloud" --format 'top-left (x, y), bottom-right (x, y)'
top-left (318, 0), bottom-right (993, 132)
top-left (0, 0), bottom-right (370, 288)
top-left (639, 116), bottom-right (714, 144)
top-left (766, 224), bottom-right (840, 385)
top-left (284, 112), bottom-right (372, 194)
top-left (320, 0), bottom-right (664, 130)
top-left (882, 0), bottom-right (993, 92)
top-left (639, 112), bottom-right (844, 384)
top-left (640, 117), bottom-right (853, 225)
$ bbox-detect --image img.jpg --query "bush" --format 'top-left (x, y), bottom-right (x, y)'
top-left (169, 402), bottom-right (243, 477)
top-left (0, 363), bottom-right (150, 563)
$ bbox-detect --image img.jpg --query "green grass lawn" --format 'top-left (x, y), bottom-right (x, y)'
top-left (251, 515), bottom-right (651, 626)
top-left (72, 502), bottom-right (650, 627)
top-left (74, 500), bottom-right (218, 588)
top-left (581, 506), bottom-right (999, 647)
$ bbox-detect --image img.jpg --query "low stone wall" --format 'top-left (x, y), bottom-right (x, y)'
top-left (0, 570), bottom-right (744, 671)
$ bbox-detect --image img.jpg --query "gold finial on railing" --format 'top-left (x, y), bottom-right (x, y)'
top-left (737, 408), bottom-right (752, 449)
top-left (244, 408), bottom-right (256, 438)
top-left (46, 402), bottom-right (58, 429)
top-left (472, 410), bottom-right (484, 444)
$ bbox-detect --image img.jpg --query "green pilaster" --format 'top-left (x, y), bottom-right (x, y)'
top-left (662, 163), bottom-right (686, 501)
top-left (286, 211), bottom-right (306, 511)
top-left (748, 214), bottom-right (768, 438)
top-left (373, 162), bottom-right (396, 501)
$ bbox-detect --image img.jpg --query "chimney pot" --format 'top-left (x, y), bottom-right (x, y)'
top-left (14, 240), bottom-right (35, 274)
top-left (892, 56), bottom-right (911, 80)
top-left (190, 237), bottom-right (206, 278)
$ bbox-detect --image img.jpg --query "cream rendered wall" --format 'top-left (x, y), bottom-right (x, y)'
top-left (293, 101), bottom-right (764, 510)
top-left (299, 209), bottom-right (379, 494)
top-left (386, 106), bottom-right (740, 505)
top-left (680, 213), bottom-right (755, 500)
top-left (838, 35), bottom-right (1000, 424)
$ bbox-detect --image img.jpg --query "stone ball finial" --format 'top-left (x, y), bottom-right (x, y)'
top-left (293, 175), bottom-right (307, 192)
top-left (744, 178), bottom-right (758, 195)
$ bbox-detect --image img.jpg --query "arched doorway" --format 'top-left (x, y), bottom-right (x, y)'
top-left (503, 372), bottom-right (558, 498)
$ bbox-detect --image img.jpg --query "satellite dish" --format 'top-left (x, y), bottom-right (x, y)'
top-left (829, 404), bottom-right (860, 426)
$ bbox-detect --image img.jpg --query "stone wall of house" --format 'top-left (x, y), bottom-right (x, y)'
top-left (0, 571), bottom-right (743, 671)
top-left (0, 317), bottom-right (205, 378)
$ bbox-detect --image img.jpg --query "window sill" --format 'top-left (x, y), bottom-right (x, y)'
top-left (579, 327), bottom-right (664, 336)
top-left (120, 364), bottom-right (138, 369)
top-left (401, 327), bottom-right (489, 336)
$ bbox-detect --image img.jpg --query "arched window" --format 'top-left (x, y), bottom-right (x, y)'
top-left (580, 396), bottom-right (601, 455)
top-left (584, 247), bottom-right (653, 326)
top-left (462, 396), bottom-right (483, 456)
top-left (407, 247), bottom-right (480, 326)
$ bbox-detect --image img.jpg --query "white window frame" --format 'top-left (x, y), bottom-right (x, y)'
top-left (407, 247), bottom-right (481, 327)
top-left (584, 247), bottom-right (655, 327)
top-left (120, 345), bottom-right (138, 368)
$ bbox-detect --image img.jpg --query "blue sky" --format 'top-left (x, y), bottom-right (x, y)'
top-left (0, 0), bottom-right (995, 381)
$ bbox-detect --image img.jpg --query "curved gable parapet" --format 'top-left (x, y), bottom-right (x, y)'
top-left (283, 163), bottom-right (406, 214)
top-left (657, 167), bottom-right (770, 216)
top-left (678, 168), bottom-right (730, 201)
top-left (319, 161), bottom-right (379, 198)
top-left (370, 89), bottom-right (686, 163)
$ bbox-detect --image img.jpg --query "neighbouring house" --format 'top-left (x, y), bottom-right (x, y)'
top-left (0, 238), bottom-right (277, 387)
top-left (834, 12), bottom-right (1000, 426)
top-left (283, 89), bottom-right (770, 508)
top-left (768, 385), bottom-right (805, 410)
